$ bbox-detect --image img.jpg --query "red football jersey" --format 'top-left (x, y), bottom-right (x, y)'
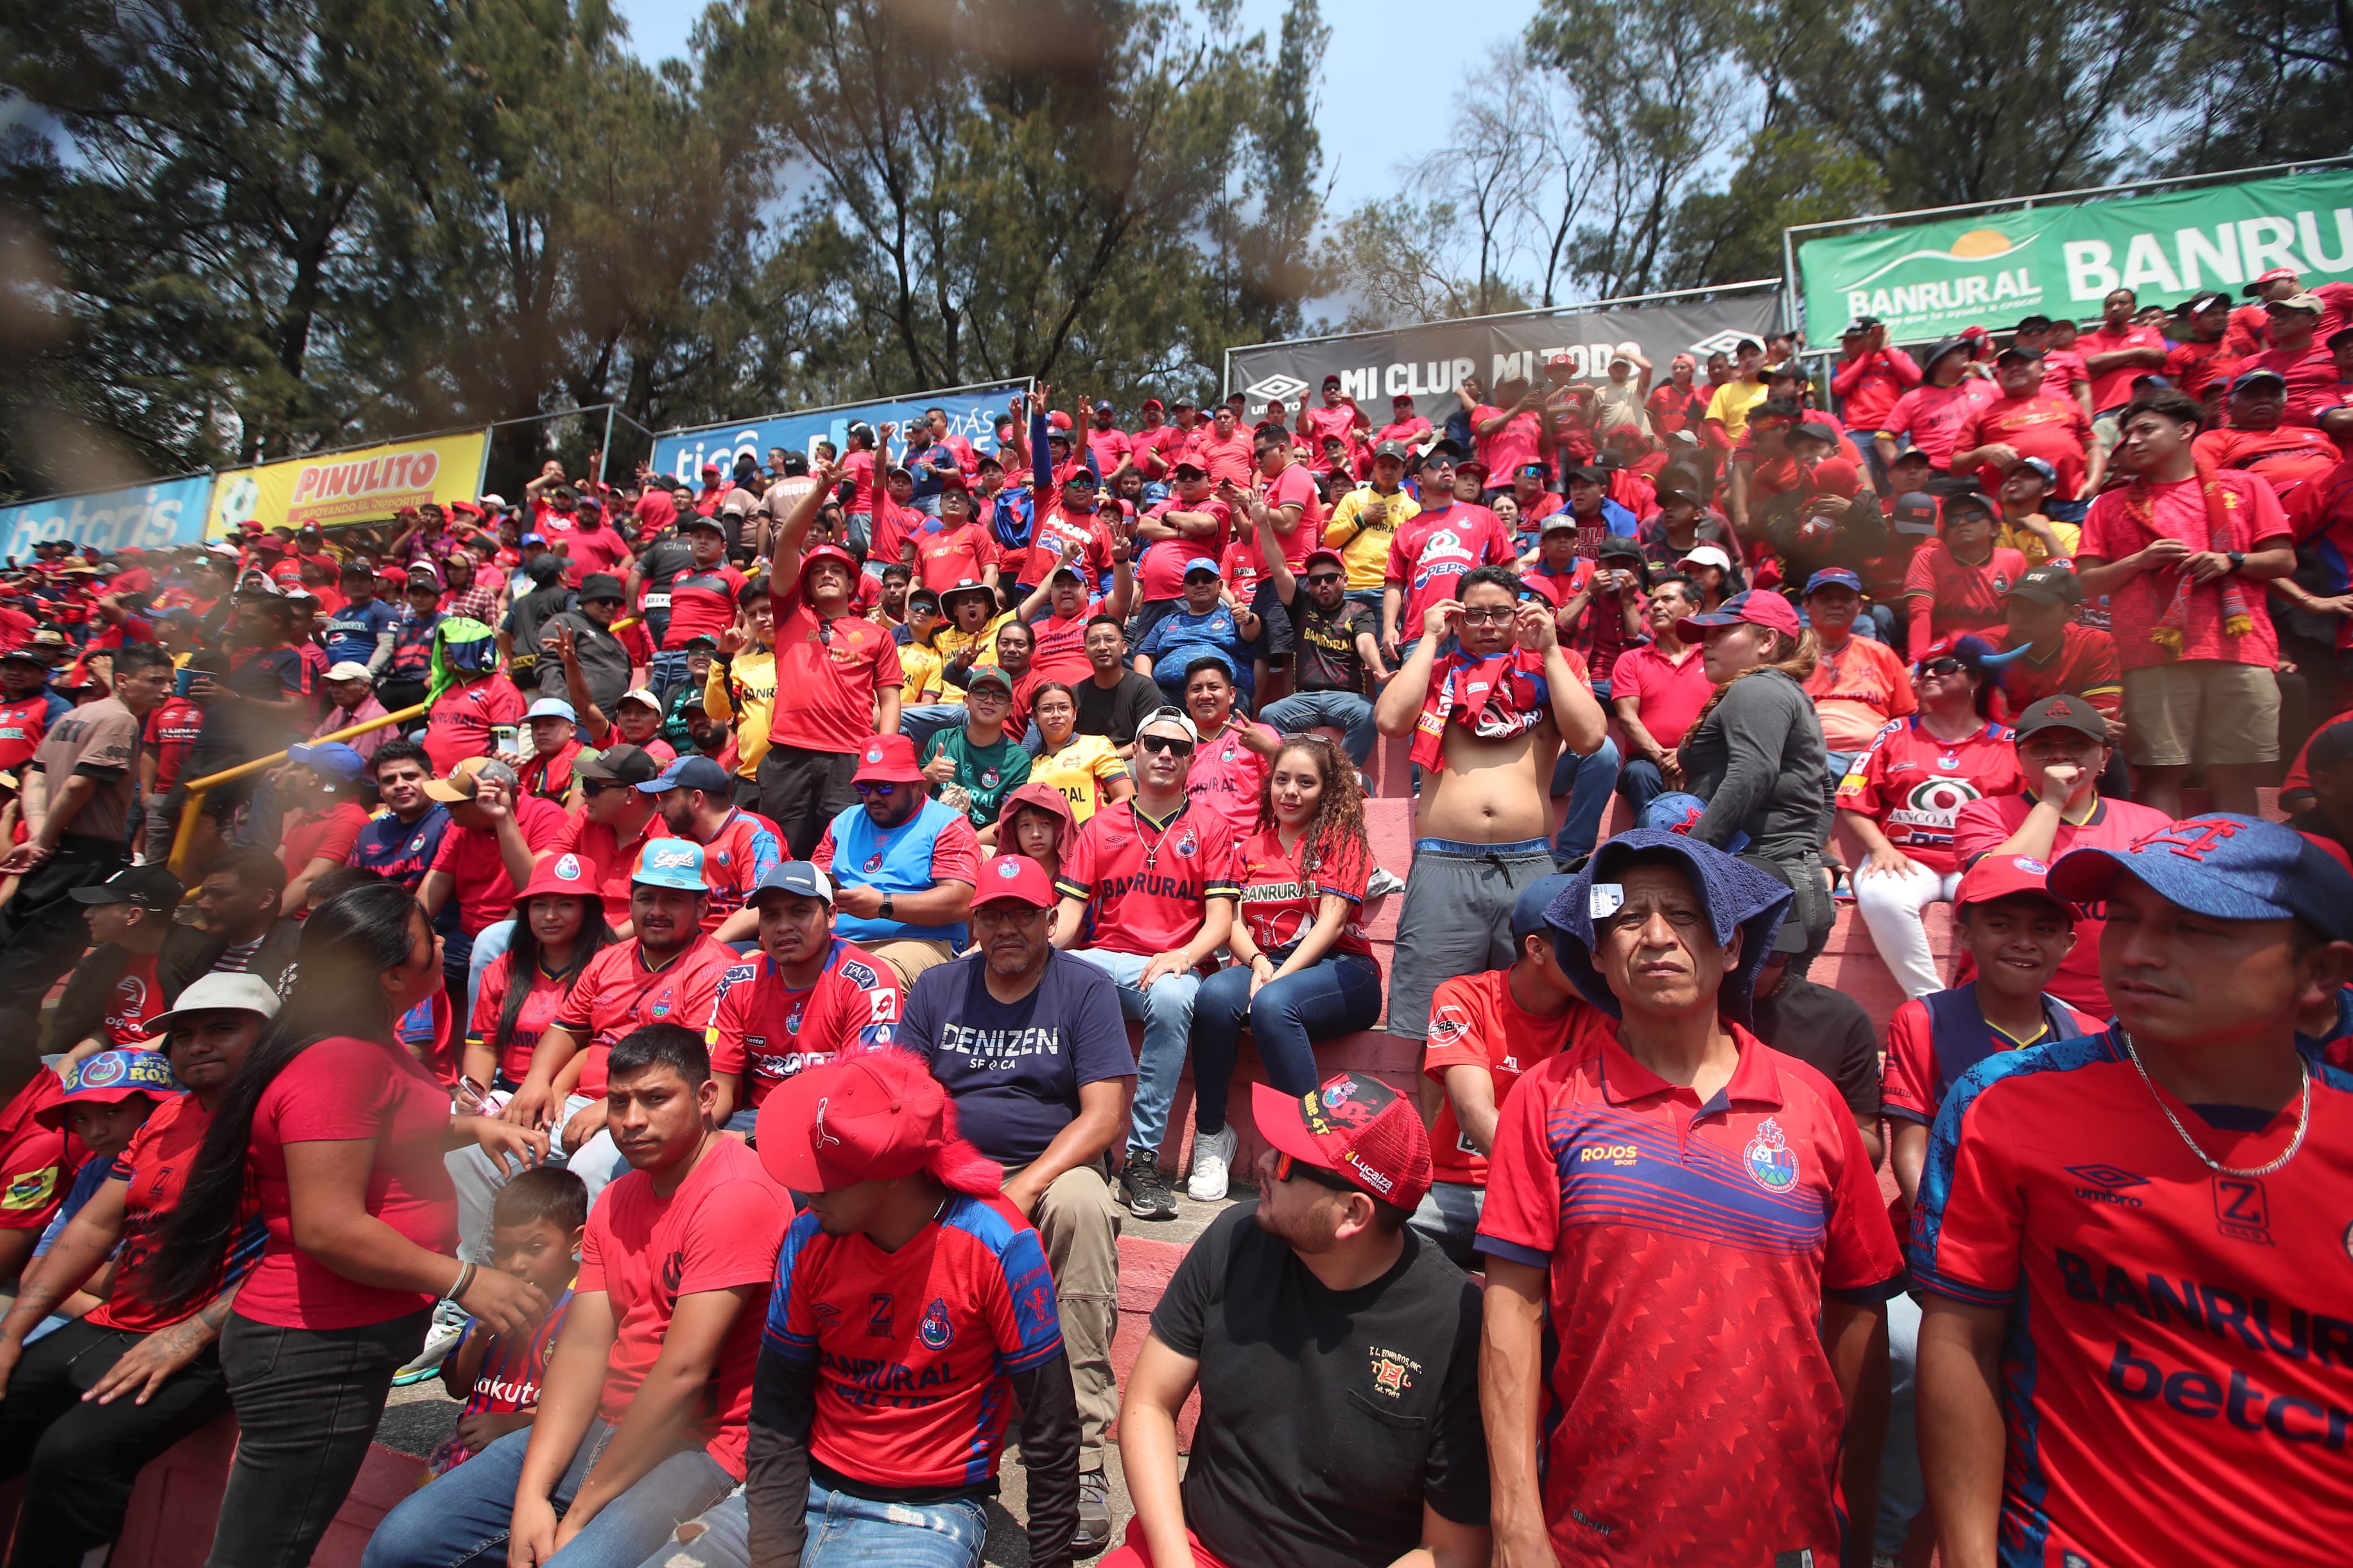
top-left (551, 935), bottom-right (738, 1097)
top-left (88, 1095), bottom-right (265, 1336)
top-left (1835, 716), bottom-right (2026, 874)
top-left (1384, 503), bottom-right (1514, 640)
top-left (1055, 799), bottom-right (1240, 957)
top-left (1228, 826), bottom-right (1376, 970)
top-left (765, 1192), bottom-right (1064, 1491)
top-left (1957, 393), bottom-right (2093, 498)
top-left (1903, 543), bottom-right (2029, 640)
top-left (1881, 986), bottom-right (2104, 1126)
top-left (1950, 794), bottom-right (2173, 1016)
top-left (1985, 623), bottom-right (2124, 722)
top-left (1915, 1031), bottom-right (2353, 1567)
top-left (1420, 967), bottom-right (1579, 1186)
top-left (1182, 717), bottom-right (1279, 842)
top-left (704, 939), bottom-right (902, 1109)
top-left (469, 953), bottom-right (575, 1086)
top-left (687, 808), bottom-right (784, 931)
top-left (546, 817), bottom-right (675, 927)
top-left (1476, 1013), bottom-right (1902, 1567)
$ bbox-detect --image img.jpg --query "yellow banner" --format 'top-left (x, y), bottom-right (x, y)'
top-left (206, 430), bottom-right (489, 535)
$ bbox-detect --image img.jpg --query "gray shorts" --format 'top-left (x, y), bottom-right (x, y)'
top-left (1408, 1180), bottom-right (1486, 1269)
top-left (1387, 836), bottom-right (1557, 1042)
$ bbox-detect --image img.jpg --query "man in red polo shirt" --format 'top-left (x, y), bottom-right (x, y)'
top-left (1916, 814), bottom-right (2353, 1568)
top-left (1950, 344), bottom-right (2099, 499)
top-left (2078, 286), bottom-right (2171, 431)
top-left (1184, 404), bottom-right (1257, 486)
top-left (2193, 366), bottom-right (2343, 519)
top-left (2235, 290), bottom-right (2351, 426)
top-left (1479, 831), bottom-right (1900, 1568)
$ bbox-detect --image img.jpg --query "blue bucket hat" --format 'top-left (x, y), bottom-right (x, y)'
top-left (1542, 828), bottom-right (1792, 1026)
top-left (2048, 813), bottom-right (2353, 943)
top-left (37, 1049), bottom-right (183, 1128)
top-left (1640, 792), bottom-right (1749, 853)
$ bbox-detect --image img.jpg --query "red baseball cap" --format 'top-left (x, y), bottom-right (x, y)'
top-left (851, 733), bottom-right (926, 786)
top-left (971, 854), bottom-right (1057, 909)
top-left (1954, 854), bottom-right (2073, 921)
top-left (1675, 588), bottom-right (1801, 645)
top-left (1303, 548), bottom-right (1346, 573)
top-left (1252, 1072), bottom-right (1433, 1212)
top-left (796, 544), bottom-right (858, 591)
top-left (756, 1050), bottom-right (1001, 1195)
top-left (1047, 411), bottom-right (1074, 433)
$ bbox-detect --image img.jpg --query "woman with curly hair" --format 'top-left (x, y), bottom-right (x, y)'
top-left (1183, 733), bottom-right (1385, 1201)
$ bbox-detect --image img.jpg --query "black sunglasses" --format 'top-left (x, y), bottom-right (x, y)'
top-left (1305, 572), bottom-right (1344, 585)
top-left (1136, 734), bottom-right (1195, 757)
top-left (853, 781), bottom-right (901, 797)
top-left (1919, 656), bottom-right (1968, 676)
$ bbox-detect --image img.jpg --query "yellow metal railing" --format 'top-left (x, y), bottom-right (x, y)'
top-left (166, 702), bottom-right (426, 882)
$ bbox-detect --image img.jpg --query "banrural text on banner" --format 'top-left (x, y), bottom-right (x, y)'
top-left (205, 429), bottom-right (494, 537)
top-left (1798, 169), bottom-right (2353, 343)
top-left (652, 381), bottom-right (1031, 486)
top-left (3, 474), bottom-right (217, 561)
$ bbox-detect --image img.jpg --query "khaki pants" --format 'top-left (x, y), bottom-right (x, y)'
top-left (863, 936), bottom-right (958, 991)
top-left (1005, 1160), bottom-right (1121, 1471)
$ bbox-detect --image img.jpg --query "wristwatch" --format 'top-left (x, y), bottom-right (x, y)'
top-left (2226, 550), bottom-right (2247, 574)
top-left (880, 892), bottom-right (897, 920)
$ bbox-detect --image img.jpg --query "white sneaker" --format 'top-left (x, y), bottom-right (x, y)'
top-left (1187, 1124), bottom-right (1239, 1202)
top-left (1367, 867), bottom-right (1406, 897)
top-left (393, 1305), bottom-right (469, 1385)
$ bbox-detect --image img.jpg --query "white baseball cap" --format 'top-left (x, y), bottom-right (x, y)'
top-left (325, 661), bottom-right (373, 683)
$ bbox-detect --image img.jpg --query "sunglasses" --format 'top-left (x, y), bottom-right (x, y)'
top-left (853, 781), bottom-right (900, 797)
top-left (580, 779), bottom-right (621, 796)
top-left (1305, 572), bottom-right (1344, 585)
top-left (1136, 734), bottom-right (1195, 757)
top-left (1273, 1152), bottom-right (1358, 1193)
top-left (1919, 657), bottom-right (1968, 676)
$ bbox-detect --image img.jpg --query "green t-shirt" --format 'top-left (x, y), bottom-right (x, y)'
top-left (923, 725), bottom-right (1032, 826)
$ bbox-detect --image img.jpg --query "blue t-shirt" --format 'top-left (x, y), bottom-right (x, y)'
top-left (32, 1156), bottom-right (121, 1260)
top-left (321, 597), bottom-right (400, 667)
top-left (900, 951), bottom-right (1134, 1164)
top-left (349, 804), bottom-right (453, 892)
top-left (1138, 606), bottom-right (1251, 693)
top-left (826, 797), bottom-right (974, 948)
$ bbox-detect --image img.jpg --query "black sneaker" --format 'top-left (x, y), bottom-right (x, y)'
top-left (1119, 1155), bottom-right (1178, 1220)
top-left (1073, 1470), bottom-right (1113, 1556)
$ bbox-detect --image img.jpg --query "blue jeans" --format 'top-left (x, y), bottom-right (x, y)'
top-left (1258, 689), bottom-right (1379, 766)
top-left (1070, 948), bottom-right (1200, 1162)
top-left (363, 1419), bottom-right (733, 1568)
top-left (468, 918), bottom-right (515, 1025)
top-left (897, 703), bottom-right (964, 756)
top-left (649, 650), bottom-right (693, 701)
top-left (1546, 735), bottom-right (1621, 863)
top-left (1615, 754), bottom-right (1668, 822)
top-left (644, 1481), bottom-right (986, 1568)
top-left (1190, 953), bottom-right (1382, 1134)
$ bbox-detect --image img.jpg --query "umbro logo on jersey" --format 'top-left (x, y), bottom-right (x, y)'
top-left (2067, 1164), bottom-right (2148, 1207)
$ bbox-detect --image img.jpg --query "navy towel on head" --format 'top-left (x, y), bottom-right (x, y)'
top-left (1542, 828), bottom-right (1794, 1027)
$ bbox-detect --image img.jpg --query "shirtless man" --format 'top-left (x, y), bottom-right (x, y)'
top-left (1374, 563), bottom-right (1606, 1043)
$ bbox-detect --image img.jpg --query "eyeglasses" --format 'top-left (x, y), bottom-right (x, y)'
top-left (1272, 1152), bottom-right (1358, 1193)
top-left (1136, 733), bottom-right (1195, 757)
top-left (853, 781), bottom-right (900, 797)
top-left (1305, 572), bottom-right (1344, 585)
top-left (1457, 607), bottom-right (1517, 626)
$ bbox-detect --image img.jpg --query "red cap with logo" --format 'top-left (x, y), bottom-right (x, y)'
top-left (971, 854), bottom-right (1057, 909)
top-left (1954, 853), bottom-right (2073, 919)
top-left (1252, 1071), bottom-right (1433, 1211)
top-left (851, 733), bottom-right (927, 786)
top-left (757, 1049), bottom-right (1002, 1196)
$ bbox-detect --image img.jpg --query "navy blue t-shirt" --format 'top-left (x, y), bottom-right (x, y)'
top-left (900, 949), bottom-right (1134, 1164)
top-left (321, 597), bottom-right (400, 667)
top-left (347, 804), bottom-right (453, 892)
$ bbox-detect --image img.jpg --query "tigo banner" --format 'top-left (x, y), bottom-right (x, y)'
top-left (1798, 169), bottom-right (2353, 343)
top-left (207, 429), bottom-right (491, 535)
top-left (653, 381), bottom-right (1029, 486)
top-left (2, 474), bottom-right (217, 561)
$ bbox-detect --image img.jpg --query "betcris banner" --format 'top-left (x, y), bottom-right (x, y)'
top-left (651, 379), bottom-right (1030, 485)
top-left (2, 474), bottom-right (217, 561)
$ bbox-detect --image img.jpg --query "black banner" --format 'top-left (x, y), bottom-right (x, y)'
top-left (1226, 290), bottom-right (1786, 421)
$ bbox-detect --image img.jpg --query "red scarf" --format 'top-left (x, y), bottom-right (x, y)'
top-left (2135, 458), bottom-right (2254, 659)
top-left (1410, 648), bottom-right (1552, 771)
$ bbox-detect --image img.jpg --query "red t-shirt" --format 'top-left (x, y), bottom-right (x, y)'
top-left (469, 953), bottom-right (576, 1086)
top-left (551, 935), bottom-right (739, 1097)
top-left (1228, 826), bottom-right (1376, 971)
top-left (557, 524), bottom-right (635, 586)
top-left (1138, 499), bottom-right (1231, 602)
top-left (1018, 508), bottom-right (1113, 589)
top-left (1384, 503), bottom-right (1515, 638)
top-left (239, 1034), bottom-right (458, 1329)
top-left (548, 814), bottom-right (673, 927)
top-left (2078, 323), bottom-right (2170, 412)
top-left (1950, 793), bottom-right (2171, 1014)
top-left (2079, 472), bottom-right (2290, 670)
top-left (661, 563), bottom-right (749, 652)
top-left (704, 940), bottom-right (901, 1109)
top-left (1022, 604), bottom-right (1100, 685)
top-left (88, 1095), bottom-right (264, 1336)
top-left (1877, 381), bottom-right (1988, 469)
top-left (1880, 986), bottom-right (2102, 1127)
top-left (1472, 405), bottom-right (1543, 476)
top-left (1476, 1016), bottom-right (1902, 1568)
top-left (1984, 623), bottom-right (2125, 722)
top-left (1420, 967), bottom-right (1579, 1186)
top-left (422, 674), bottom-right (526, 775)
top-left (2237, 342), bottom-right (2345, 425)
top-left (2164, 336), bottom-right (2238, 403)
top-left (1055, 800), bottom-right (1241, 957)
top-left (1230, 463), bottom-right (1325, 576)
top-left (1802, 635), bottom-right (1919, 751)
top-left (1957, 393), bottom-right (2093, 498)
top-left (0, 693), bottom-right (51, 775)
top-left (1084, 425), bottom-right (1133, 476)
top-left (768, 590), bottom-right (906, 756)
top-left (282, 800), bottom-right (371, 876)
top-left (912, 522), bottom-right (1001, 594)
top-left (2039, 347), bottom-right (2091, 401)
top-left (1831, 348), bottom-right (1920, 432)
top-left (1132, 421), bottom-right (1188, 478)
top-left (1186, 427), bottom-right (1258, 486)
top-left (100, 951), bottom-right (167, 1046)
top-left (766, 1193), bottom-right (1063, 1490)
top-left (1911, 1029), bottom-right (2353, 1568)
top-left (0, 1075), bottom-right (80, 1234)
top-left (1903, 542), bottom-right (2029, 640)
top-left (1182, 718), bottom-right (1281, 842)
top-left (429, 794), bottom-right (568, 936)
top-left (518, 739), bottom-right (584, 805)
top-left (2194, 425), bottom-right (2342, 516)
top-left (576, 1135), bottom-right (789, 1481)
top-left (1606, 640), bottom-right (1714, 750)
top-left (1835, 716), bottom-right (2024, 875)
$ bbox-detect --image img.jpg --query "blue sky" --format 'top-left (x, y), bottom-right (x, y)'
top-left (610, 0), bottom-right (1544, 217)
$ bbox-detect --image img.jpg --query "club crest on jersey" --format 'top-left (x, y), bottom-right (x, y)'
top-left (919, 1297), bottom-right (955, 1350)
top-left (1174, 829), bottom-right (1198, 858)
top-left (409, 835), bottom-right (426, 852)
top-left (863, 853), bottom-right (884, 873)
top-left (1744, 1118), bottom-right (1799, 1191)
top-left (981, 768), bottom-right (999, 787)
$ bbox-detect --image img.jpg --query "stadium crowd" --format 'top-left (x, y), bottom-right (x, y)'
top-left (0, 278), bottom-right (2349, 1568)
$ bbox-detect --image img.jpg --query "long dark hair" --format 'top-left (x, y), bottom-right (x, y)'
top-left (1255, 733), bottom-right (1371, 884)
top-left (498, 895), bottom-right (614, 1056)
top-left (147, 883), bottom-right (429, 1312)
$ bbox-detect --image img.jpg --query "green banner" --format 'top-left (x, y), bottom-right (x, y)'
top-left (1798, 170), bottom-right (2353, 342)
